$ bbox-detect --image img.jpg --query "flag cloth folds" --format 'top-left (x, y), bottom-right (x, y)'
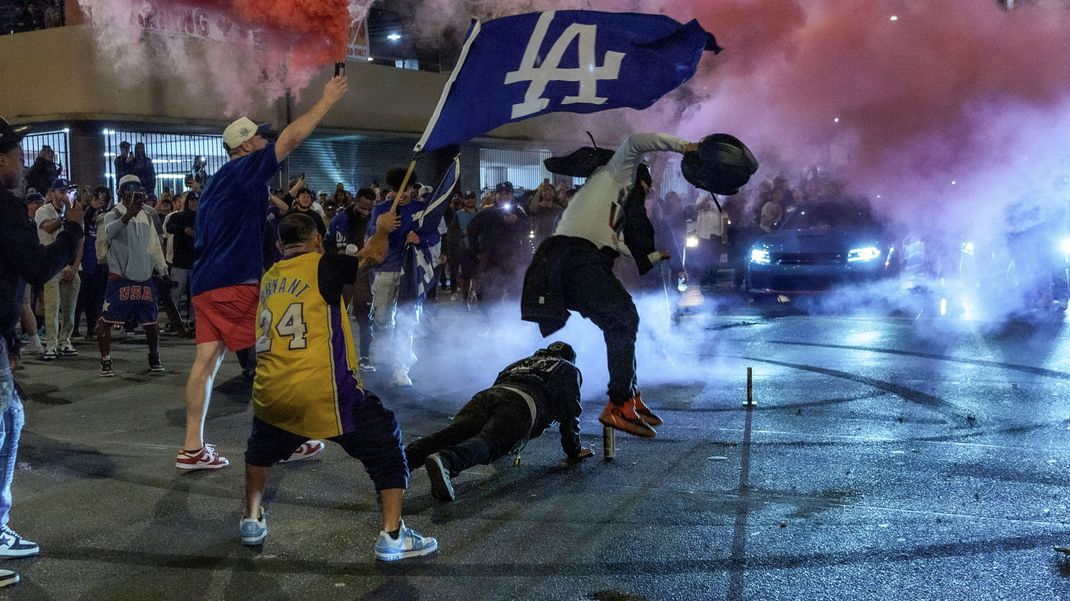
top-left (415, 10), bottom-right (720, 153)
top-left (399, 155), bottom-right (461, 304)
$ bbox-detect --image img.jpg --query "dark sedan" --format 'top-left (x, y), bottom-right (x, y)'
top-left (745, 200), bottom-right (898, 298)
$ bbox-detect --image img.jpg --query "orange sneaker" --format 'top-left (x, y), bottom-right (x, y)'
top-left (599, 399), bottom-right (656, 438)
top-left (632, 394), bottom-right (663, 426)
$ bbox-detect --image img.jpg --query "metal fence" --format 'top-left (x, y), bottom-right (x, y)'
top-left (21, 129), bottom-right (70, 187)
top-left (103, 129), bottom-right (226, 194)
top-left (479, 147), bottom-right (555, 194)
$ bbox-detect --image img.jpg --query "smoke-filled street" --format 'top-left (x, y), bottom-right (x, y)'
top-left (8, 296), bottom-right (1070, 600)
top-left (7, 0), bottom-right (1070, 598)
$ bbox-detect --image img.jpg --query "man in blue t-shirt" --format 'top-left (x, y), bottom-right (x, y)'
top-left (176, 75), bottom-right (349, 472)
top-left (368, 168), bottom-right (425, 388)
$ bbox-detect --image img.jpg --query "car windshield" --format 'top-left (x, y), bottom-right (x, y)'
top-left (782, 202), bottom-right (876, 230)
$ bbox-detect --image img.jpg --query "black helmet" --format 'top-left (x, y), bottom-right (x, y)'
top-left (540, 341), bottom-right (576, 363)
top-left (681, 133), bottom-right (758, 196)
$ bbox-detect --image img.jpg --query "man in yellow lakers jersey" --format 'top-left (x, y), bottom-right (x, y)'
top-left (240, 213), bottom-right (438, 562)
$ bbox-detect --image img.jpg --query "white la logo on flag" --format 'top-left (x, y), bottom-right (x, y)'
top-left (505, 11), bottom-right (625, 120)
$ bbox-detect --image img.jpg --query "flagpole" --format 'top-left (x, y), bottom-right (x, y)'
top-left (363, 17), bottom-right (481, 266)
top-left (361, 152), bottom-right (421, 265)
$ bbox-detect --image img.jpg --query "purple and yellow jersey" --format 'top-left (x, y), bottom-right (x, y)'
top-left (252, 252), bottom-right (364, 438)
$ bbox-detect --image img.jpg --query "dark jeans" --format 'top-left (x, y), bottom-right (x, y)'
top-left (75, 266), bottom-right (108, 336)
top-left (245, 394), bottom-right (408, 491)
top-left (562, 254), bottom-right (639, 405)
top-left (405, 387), bottom-right (530, 474)
top-left (345, 276), bottom-right (373, 359)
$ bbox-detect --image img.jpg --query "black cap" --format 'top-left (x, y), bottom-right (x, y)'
top-left (541, 341), bottom-right (577, 363)
top-left (0, 117), bottom-right (28, 153)
top-left (495, 181), bottom-right (514, 193)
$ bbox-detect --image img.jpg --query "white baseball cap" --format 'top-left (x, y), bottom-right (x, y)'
top-left (222, 117), bottom-right (274, 152)
top-left (117, 174), bottom-right (143, 192)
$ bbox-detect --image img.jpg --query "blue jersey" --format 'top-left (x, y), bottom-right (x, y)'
top-left (191, 145), bottom-right (279, 295)
top-left (369, 197), bottom-right (424, 272)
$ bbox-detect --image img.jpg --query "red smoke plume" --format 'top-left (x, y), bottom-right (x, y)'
top-left (656, 0), bottom-right (1070, 204)
top-left (231, 0), bottom-right (353, 64)
top-left (78, 0), bottom-right (363, 113)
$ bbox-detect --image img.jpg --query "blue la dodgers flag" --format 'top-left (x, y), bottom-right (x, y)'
top-left (399, 155), bottom-right (461, 304)
top-left (414, 10), bottom-right (721, 153)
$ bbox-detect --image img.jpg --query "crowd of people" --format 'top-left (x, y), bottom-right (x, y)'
top-left (0, 74), bottom-right (773, 587)
top-left (3, 0), bottom-right (64, 35)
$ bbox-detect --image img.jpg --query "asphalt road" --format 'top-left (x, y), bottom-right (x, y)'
top-left (7, 292), bottom-right (1070, 600)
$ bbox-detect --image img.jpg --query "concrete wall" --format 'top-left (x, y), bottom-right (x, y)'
top-left (0, 24), bottom-right (593, 192)
top-left (0, 25), bottom-right (568, 145)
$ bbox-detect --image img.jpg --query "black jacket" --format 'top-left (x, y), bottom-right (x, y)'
top-left (466, 204), bottom-right (530, 268)
top-left (166, 209), bottom-right (196, 269)
top-left (493, 350), bottom-right (583, 457)
top-left (621, 181), bottom-right (658, 275)
top-left (25, 158), bottom-right (59, 195)
top-left (0, 189), bottom-right (82, 334)
top-left (521, 235), bottom-right (611, 336)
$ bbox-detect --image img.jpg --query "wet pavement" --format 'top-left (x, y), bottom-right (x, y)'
top-left (8, 292), bottom-right (1070, 600)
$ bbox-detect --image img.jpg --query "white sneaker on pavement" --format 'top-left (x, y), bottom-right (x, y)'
top-left (175, 444), bottom-right (230, 471)
top-left (392, 369), bottom-right (413, 387)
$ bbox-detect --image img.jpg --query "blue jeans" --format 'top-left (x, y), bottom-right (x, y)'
top-left (0, 346), bottom-right (24, 528)
top-left (370, 270), bottom-right (420, 371)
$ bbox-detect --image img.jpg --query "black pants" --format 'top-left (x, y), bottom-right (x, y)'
top-left (562, 253), bottom-right (639, 405)
top-left (404, 387), bottom-right (531, 474)
top-left (75, 266), bottom-right (108, 336)
top-left (346, 276), bottom-right (373, 359)
top-left (480, 261), bottom-right (524, 305)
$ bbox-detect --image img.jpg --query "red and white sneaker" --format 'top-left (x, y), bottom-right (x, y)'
top-left (279, 440), bottom-right (326, 464)
top-left (175, 444), bottom-right (230, 471)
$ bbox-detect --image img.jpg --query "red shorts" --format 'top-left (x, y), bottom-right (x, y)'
top-left (192, 284), bottom-right (259, 350)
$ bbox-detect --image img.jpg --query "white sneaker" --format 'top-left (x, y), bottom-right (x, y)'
top-left (0, 526), bottom-right (39, 558)
top-left (392, 369), bottom-right (413, 387)
top-left (374, 520), bottom-right (437, 561)
top-left (239, 509), bottom-right (268, 546)
top-left (278, 440), bottom-right (325, 463)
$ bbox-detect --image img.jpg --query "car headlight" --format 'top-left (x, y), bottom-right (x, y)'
top-left (750, 248), bottom-right (771, 265)
top-left (847, 246), bottom-right (881, 262)
top-left (686, 235), bottom-right (699, 249)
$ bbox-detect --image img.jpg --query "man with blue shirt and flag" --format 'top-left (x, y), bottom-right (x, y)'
top-left (177, 75), bottom-right (349, 472)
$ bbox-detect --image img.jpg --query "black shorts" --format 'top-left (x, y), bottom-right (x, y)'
top-left (245, 394), bottom-right (409, 491)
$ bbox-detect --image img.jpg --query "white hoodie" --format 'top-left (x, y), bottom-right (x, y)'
top-left (553, 132), bottom-right (689, 265)
top-left (103, 204), bottom-right (167, 281)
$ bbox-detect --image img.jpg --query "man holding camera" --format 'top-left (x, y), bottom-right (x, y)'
top-left (96, 175), bottom-right (170, 376)
top-left (35, 178), bottom-right (83, 361)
